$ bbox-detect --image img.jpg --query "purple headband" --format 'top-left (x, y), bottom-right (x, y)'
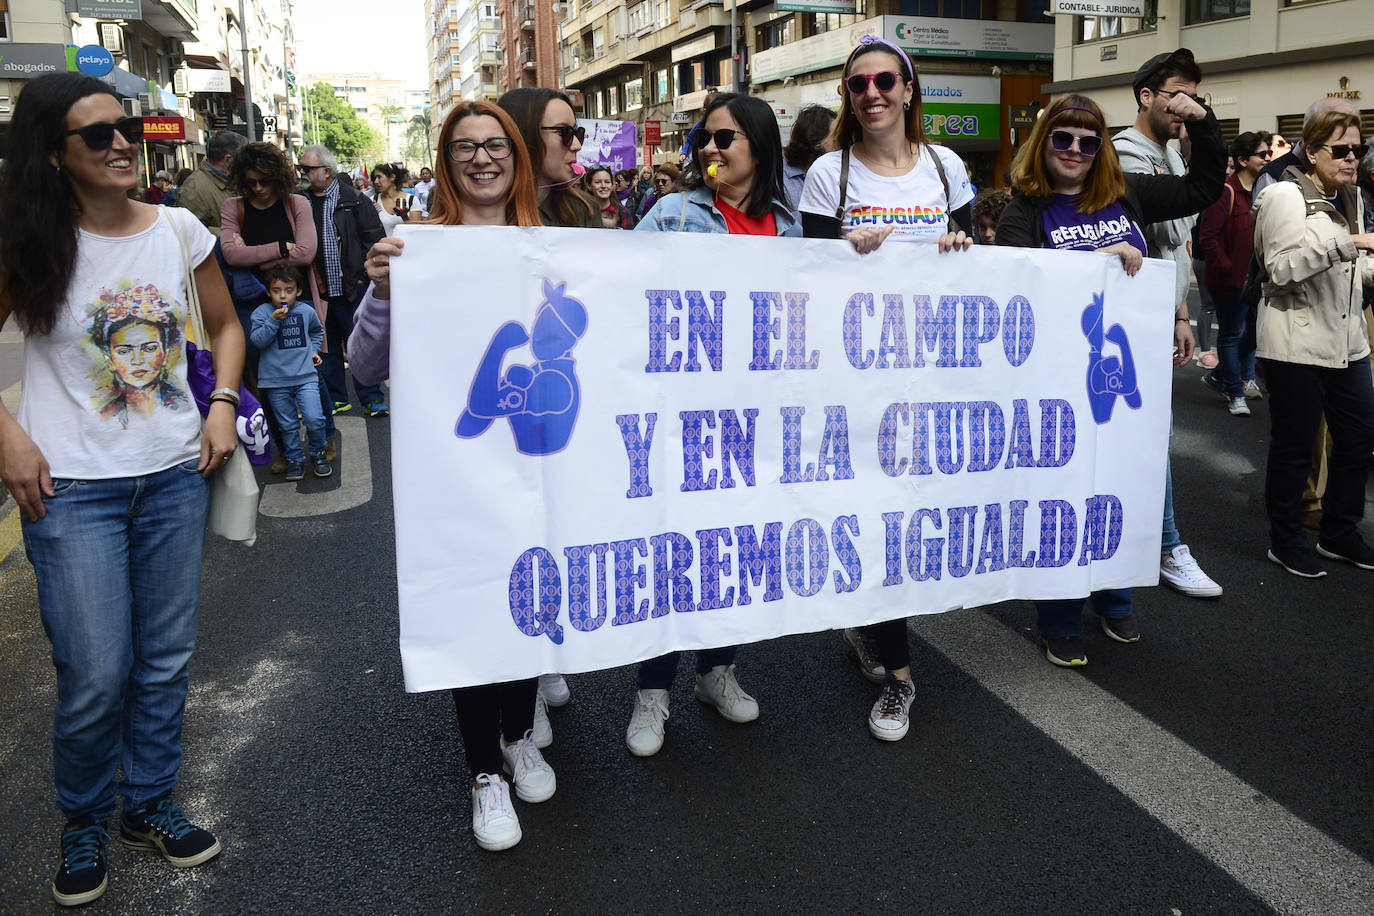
top-left (848, 34), bottom-right (914, 81)
top-left (1057, 104), bottom-right (1103, 126)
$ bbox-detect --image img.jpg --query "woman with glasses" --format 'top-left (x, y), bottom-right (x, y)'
top-left (497, 88), bottom-right (599, 229)
top-left (348, 100), bottom-right (555, 853)
top-left (622, 93), bottom-right (798, 757)
top-left (0, 73), bottom-right (243, 906)
top-left (796, 34), bottom-right (974, 744)
top-left (996, 92), bottom-right (1225, 666)
top-left (1253, 109), bottom-right (1374, 577)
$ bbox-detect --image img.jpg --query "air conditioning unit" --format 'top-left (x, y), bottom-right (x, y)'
top-left (121, 97), bottom-right (142, 117)
top-left (138, 92), bottom-right (155, 112)
top-left (174, 69), bottom-right (189, 96)
top-left (99, 23), bottom-right (124, 54)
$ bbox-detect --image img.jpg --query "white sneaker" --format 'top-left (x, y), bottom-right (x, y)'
top-left (531, 692), bottom-right (552, 749)
top-left (1160, 544), bottom-right (1223, 598)
top-left (843, 627), bottom-right (886, 684)
top-left (1228, 396), bottom-right (1251, 416)
top-left (471, 774), bottom-right (521, 852)
top-left (1242, 378), bottom-right (1263, 400)
top-left (693, 664), bottom-right (759, 723)
top-left (501, 730), bottom-right (557, 803)
top-left (626, 688), bottom-right (670, 757)
top-left (868, 675), bottom-right (915, 742)
top-left (537, 673), bottom-right (570, 707)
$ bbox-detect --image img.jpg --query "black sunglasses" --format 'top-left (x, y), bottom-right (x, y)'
top-left (702, 128), bottom-right (743, 151)
top-left (1324, 143), bottom-right (1370, 160)
top-left (297, 163), bottom-right (328, 174)
top-left (447, 137), bottom-right (515, 162)
top-left (844, 71), bottom-right (901, 94)
top-left (1048, 129), bottom-right (1103, 157)
top-left (63, 116), bottom-right (143, 150)
top-left (541, 124), bottom-right (587, 148)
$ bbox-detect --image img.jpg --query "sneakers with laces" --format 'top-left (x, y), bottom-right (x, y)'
top-left (868, 674), bottom-right (915, 741)
top-left (1267, 544), bottom-right (1326, 578)
top-left (1100, 615), bottom-right (1141, 644)
top-left (1315, 538), bottom-right (1374, 570)
top-left (626, 688), bottom-right (670, 757)
top-left (1159, 544), bottom-right (1223, 598)
top-left (1242, 378), bottom-right (1263, 399)
top-left (1228, 396), bottom-right (1251, 416)
top-left (120, 797), bottom-right (221, 867)
top-left (531, 692), bottom-right (553, 749)
top-left (471, 774), bottom-right (521, 851)
top-left (1044, 636), bottom-right (1088, 668)
top-left (53, 816), bottom-right (108, 907)
top-left (694, 664), bottom-right (759, 723)
top-left (1201, 372), bottom-right (1229, 401)
top-left (537, 673), bottom-right (570, 707)
top-left (843, 627), bottom-right (886, 684)
top-left (501, 730), bottom-right (557, 803)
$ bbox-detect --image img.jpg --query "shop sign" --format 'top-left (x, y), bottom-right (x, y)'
top-left (1100, 44), bottom-right (1117, 62)
top-left (73, 44), bottom-right (115, 77)
top-left (1050, 0), bottom-right (1145, 15)
top-left (143, 116), bottom-right (186, 141)
top-left (1009, 104), bottom-right (1041, 130)
top-left (0, 43), bottom-right (69, 78)
top-left (888, 16), bottom-right (1053, 62)
top-left (75, 0), bottom-right (143, 20)
top-left (777, 0), bottom-right (857, 12)
top-left (1328, 76), bottom-right (1361, 101)
top-left (751, 16), bottom-right (882, 84)
top-left (644, 120), bottom-right (662, 145)
top-left (919, 76), bottom-right (1000, 142)
top-left (181, 68), bottom-right (232, 94)
top-left (670, 112), bottom-right (693, 124)
top-left (670, 32), bottom-right (722, 64)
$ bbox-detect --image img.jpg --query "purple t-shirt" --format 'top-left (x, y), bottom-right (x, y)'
top-left (1041, 194), bottom-right (1147, 254)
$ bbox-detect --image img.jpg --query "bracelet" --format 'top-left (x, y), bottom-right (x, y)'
top-left (208, 395), bottom-right (238, 409)
top-left (1175, 317), bottom-right (1189, 322)
top-left (209, 387), bottom-right (240, 404)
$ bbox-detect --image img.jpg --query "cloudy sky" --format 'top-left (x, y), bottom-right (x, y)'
top-left (292, 0), bottom-right (430, 89)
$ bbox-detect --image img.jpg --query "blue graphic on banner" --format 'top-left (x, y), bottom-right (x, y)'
top-left (1081, 292), bottom-right (1139, 424)
top-left (455, 279), bottom-right (589, 455)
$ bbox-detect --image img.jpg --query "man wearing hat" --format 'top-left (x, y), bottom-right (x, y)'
top-left (1114, 48), bottom-right (1226, 601)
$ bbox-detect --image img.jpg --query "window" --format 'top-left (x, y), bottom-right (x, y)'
top-left (2, 0), bottom-right (12, 40)
top-left (607, 85), bottom-right (618, 116)
top-left (902, 0), bottom-right (981, 17)
top-left (1077, 0), bottom-right (1157, 41)
top-left (624, 77), bottom-right (643, 110)
top-left (758, 16), bottom-right (794, 51)
top-left (810, 8), bottom-right (866, 36)
top-left (452, 53), bottom-right (462, 67)
top-left (655, 68), bottom-right (669, 103)
top-left (449, 29), bottom-right (459, 41)
top-left (1185, 0), bottom-right (1249, 23)
top-left (481, 1), bottom-right (497, 17)
top-left (593, 27), bottom-right (605, 59)
top-left (481, 32), bottom-right (498, 51)
top-left (591, 91), bottom-right (603, 118)
top-left (629, 3), bottom-right (651, 32)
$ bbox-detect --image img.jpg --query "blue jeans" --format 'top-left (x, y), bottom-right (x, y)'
top-left (636, 647), bottom-right (738, 689)
top-left (264, 380), bottom-right (328, 462)
top-left (1161, 450), bottom-right (1180, 555)
top-left (1213, 291), bottom-right (1256, 399)
top-left (21, 459), bottom-right (210, 820)
top-left (1035, 589), bottom-right (1133, 639)
top-left (318, 292), bottom-right (385, 407)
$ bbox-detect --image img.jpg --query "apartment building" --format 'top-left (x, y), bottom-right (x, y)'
top-left (303, 71), bottom-right (426, 163)
top-left (1047, 0), bottom-right (1374, 142)
top-left (498, 0), bottom-right (560, 93)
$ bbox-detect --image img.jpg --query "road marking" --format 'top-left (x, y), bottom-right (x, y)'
top-left (258, 415), bottom-right (373, 518)
top-left (913, 610), bottom-right (1374, 916)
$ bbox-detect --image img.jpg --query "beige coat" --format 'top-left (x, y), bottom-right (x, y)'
top-left (1254, 167), bottom-right (1373, 368)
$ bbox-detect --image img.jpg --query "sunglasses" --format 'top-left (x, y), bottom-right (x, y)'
top-left (1048, 129), bottom-right (1103, 157)
top-left (63, 116), bottom-right (143, 150)
top-left (702, 128), bottom-right (743, 151)
top-left (844, 71), bottom-right (902, 94)
top-left (243, 177), bottom-right (274, 189)
top-left (446, 137), bottom-right (514, 161)
top-left (1323, 143), bottom-right (1369, 160)
top-left (541, 124), bottom-right (587, 148)
top-left (653, 177), bottom-right (670, 186)
top-left (296, 164), bottom-right (328, 174)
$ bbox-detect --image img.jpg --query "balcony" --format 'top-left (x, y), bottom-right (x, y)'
top-left (521, 47), bottom-right (537, 70)
top-left (520, 5), bottom-right (535, 29)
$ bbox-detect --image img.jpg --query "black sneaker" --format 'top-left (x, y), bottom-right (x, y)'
top-left (53, 816), bottom-right (108, 907)
top-left (311, 454), bottom-right (333, 478)
top-left (1100, 615), bottom-right (1140, 644)
top-left (1267, 544), bottom-right (1327, 578)
top-left (1044, 636), bottom-right (1087, 668)
top-left (120, 798), bottom-right (221, 867)
top-left (1316, 538), bottom-right (1374, 570)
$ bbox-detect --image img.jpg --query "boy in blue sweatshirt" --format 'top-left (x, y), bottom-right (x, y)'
top-left (250, 266), bottom-right (331, 480)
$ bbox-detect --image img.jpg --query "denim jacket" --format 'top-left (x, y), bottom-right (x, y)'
top-left (635, 185), bottom-right (801, 237)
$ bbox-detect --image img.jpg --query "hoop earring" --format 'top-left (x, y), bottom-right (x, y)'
top-left (903, 102), bottom-right (910, 111)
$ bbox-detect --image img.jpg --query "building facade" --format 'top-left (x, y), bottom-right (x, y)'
top-left (301, 70), bottom-right (429, 165)
top-left (497, 0), bottom-right (560, 93)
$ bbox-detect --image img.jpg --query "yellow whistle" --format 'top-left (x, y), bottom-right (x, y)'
top-left (706, 163), bottom-right (719, 178)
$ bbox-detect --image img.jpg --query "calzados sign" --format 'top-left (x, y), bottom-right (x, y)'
top-left (389, 227), bottom-right (1172, 690)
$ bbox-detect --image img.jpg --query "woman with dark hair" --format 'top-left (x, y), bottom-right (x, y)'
top-left (585, 165), bottom-right (632, 228)
top-left (636, 161), bottom-right (681, 221)
top-left (625, 92), bottom-right (796, 755)
top-left (0, 72), bottom-right (243, 906)
top-left (782, 103), bottom-right (836, 211)
top-left (497, 87), bottom-right (599, 228)
top-left (996, 91), bottom-right (1225, 664)
top-left (797, 35), bottom-right (974, 744)
top-left (348, 100), bottom-right (555, 853)
top-left (369, 162), bottom-right (418, 233)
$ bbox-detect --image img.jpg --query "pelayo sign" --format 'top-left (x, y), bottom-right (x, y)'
top-left (389, 227), bottom-right (1173, 691)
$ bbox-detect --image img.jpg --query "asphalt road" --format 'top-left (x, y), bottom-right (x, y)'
top-left (1, 361), bottom-right (1371, 916)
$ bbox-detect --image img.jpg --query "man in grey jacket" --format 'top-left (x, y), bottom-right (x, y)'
top-left (1114, 48), bottom-right (1224, 600)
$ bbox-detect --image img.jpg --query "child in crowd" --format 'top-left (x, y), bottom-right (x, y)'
top-left (972, 188), bottom-right (1011, 245)
top-left (249, 266), bottom-right (332, 481)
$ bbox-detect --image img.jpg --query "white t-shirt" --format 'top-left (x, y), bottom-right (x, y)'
top-left (17, 208), bottom-right (217, 479)
top-left (799, 144), bottom-right (974, 244)
top-left (414, 178), bottom-right (434, 216)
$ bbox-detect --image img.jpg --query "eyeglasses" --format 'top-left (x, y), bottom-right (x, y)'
top-left (541, 124), bottom-right (587, 148)
top-left (1155, 88), bottom-right (1207, 106)
top-left (1323, 143), bottom-right (1369, 160)
top-left (296, 164), bottom-right (328, 174)
top-left (446, 137), bottom-right (515, 161)
top-left (63, 116), bottom-right (143, 150)
top-left (1048, 130), bottom-right (1103, 157)
top-left (844, 71), bottom-right (901, 94)
top-left (702, 128), bottom-right (743, 151)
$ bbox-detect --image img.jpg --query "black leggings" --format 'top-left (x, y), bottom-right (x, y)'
top-left (864, 619), bottom-right (910, 672)
top-left (450, 678), bottom-right (538, 780)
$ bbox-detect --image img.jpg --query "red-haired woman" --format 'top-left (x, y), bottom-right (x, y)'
top-left (346, 100), bottom-right (550, 853)
top-left (996, 92), bottom-right (1225, 667)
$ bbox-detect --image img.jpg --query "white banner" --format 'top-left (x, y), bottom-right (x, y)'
top-left (390, 228), bottom-right (1172, 691)
top-left (1051, 0), bottom-right (1147, 15)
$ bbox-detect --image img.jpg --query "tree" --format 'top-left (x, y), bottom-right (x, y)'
top-left (379, 102), bottom-right (404, 162)
top-left (404, 108), bottom-right (433, 169)
top-left (304, 83), bottom-right (375, 163)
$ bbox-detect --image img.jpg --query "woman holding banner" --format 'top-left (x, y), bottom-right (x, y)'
top-left (350, 100), bottom-right (556, 853)
top-left (626, 92), bottom-right (799, 755)
top-left (797, 34), bottom-right (975, 744)
top-left (996, 92), bottom-right (1225, 666)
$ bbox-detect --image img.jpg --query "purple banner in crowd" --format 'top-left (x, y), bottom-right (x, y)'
top-left (576, 119), bottom-right (638, 172)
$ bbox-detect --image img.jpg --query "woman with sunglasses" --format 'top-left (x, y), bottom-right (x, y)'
top-left (497, 88), bottom-right (599, 229)
top-left (796, 34), bottom-right (973, 745)
top-left (637, 163), bottom-right (681, 221)
top-left (1252, 109), bottom-right (1374, 577)
top-left (996, 92), bottom-right (1225, 666)
top-left (0, 73), bottom-right (243, 906)
top-left (626, 93), bottom-right (797, 755)
top-left (348, 100), bottom-right (556, 852)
